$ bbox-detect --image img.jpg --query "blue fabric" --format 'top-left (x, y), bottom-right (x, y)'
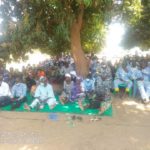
top-left (142, 67), bottom-right (150, 82)
top-left (11, 83), bottom-right (27, 98)
top-left (82, 79), bottom-right (95, 92)
top-left (128, 67), bottom-right (142, 80)
top-left (115, 67), bottom-right (130, 82)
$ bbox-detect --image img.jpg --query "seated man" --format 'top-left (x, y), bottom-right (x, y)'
top-left (114, 64), bottom-right (133, 93)
top-left (70, 77), bottom-right (85, 110)
top-left (71, 77), bottom-right (84, 100)
top-left (128, 61), bottom-right (141, 97)
top-left (95, 61), bottom-right (112, 98)
top-left (60, 62), bottom-right (73, 75)
top-left (137, 62), bottom-right (150, 103)
top-left (59, 74), bottom-right (74, 105)
top-left (142, 62), bottom-right (150, 100)
top-left (26, 71), bottom-right (36, 93)
top-left (78, 74), bottom-right (95, 110)
top-left (81, 74), bottom-right (95, 99)
top-left (94, 61), bottom-right (112, 114)
top-left (0, 75), bottom-right (12, 107)
top-left (24, 76), bottom-right (57, 110)
top-left (11, 75), bottom-right (27, 110)
top-left (84, 93), bottom-right (111, 115)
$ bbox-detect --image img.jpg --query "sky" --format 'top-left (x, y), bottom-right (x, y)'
top-left (98, 23), bottom-right (126, 59)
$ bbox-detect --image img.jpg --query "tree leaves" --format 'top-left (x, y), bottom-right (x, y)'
top-left (0, 0), bottom-right (114, 61)
top-left (121, 0), bottom-right (150, 50)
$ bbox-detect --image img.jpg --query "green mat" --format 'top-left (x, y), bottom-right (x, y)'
top-left (0, 94), bottom-right (112, 116)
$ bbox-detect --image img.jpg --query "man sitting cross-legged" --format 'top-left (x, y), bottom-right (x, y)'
top-left (11, 75), bottom-right (27, 110)
top-left (24, 76), bottom-right (57, 111)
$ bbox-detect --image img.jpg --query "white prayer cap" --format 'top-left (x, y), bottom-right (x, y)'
top-left (70, 71), bottom-right (76, 76)
top-left (65, 73), bottom-right (71, 78)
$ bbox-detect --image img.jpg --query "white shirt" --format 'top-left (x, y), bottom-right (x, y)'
top-left (70, 58), bottom-right (74, 64)
top-left (34, 83), bottom-right (56, 101)
top-left (0, 81), bottom-right (11, 97)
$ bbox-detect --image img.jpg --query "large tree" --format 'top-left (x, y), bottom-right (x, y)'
top-left (0, 0), bottom-right (113, 76)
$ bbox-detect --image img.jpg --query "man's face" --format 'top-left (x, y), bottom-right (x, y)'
top-left (16, 77), bottom-right (21, 83)
top-left (40, 79), bottom-right (47, 86)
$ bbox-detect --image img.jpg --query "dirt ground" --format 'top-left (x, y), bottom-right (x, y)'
top-left (0, 96), bottom-right (150, 150)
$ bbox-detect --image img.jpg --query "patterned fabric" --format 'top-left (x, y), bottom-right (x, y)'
top-left (95, 65), bottom-right (112, 101)
top-left (60, 81), bottom-right (74, 101)
top-left (63, 81), bottom-right (74, 95)
top-left (71, 82), bottom-right (85, 101)
top-left (97, 65), bottom-right (112, 81)
top-left (128, 67), bottom-right (142, 80)
top-left (142, 67), bottom-right (150, 82)
top-left (115, 67), bottom-right (130, 82)
top-left (11, 83), bottom-right (27, 98)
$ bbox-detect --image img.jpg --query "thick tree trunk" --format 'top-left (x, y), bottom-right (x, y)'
top-left (70, 5), bottom-right (89, 77)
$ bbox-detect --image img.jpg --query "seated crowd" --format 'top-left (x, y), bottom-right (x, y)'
top-left (0, 54), bottom-right (149, 114)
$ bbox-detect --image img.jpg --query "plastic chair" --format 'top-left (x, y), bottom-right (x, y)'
top-left (113, 83), bottom-right (132, 97)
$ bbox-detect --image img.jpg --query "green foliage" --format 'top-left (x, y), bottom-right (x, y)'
top-left (121, 0), bottom-right (150, 50)
top-left (122, 0), bottom-right (142, 24)
top-left (0, 0), bottom-right (113, 61)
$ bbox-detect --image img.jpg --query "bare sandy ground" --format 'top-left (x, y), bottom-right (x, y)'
top-left (0, 96), bottom-right (150, 150)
